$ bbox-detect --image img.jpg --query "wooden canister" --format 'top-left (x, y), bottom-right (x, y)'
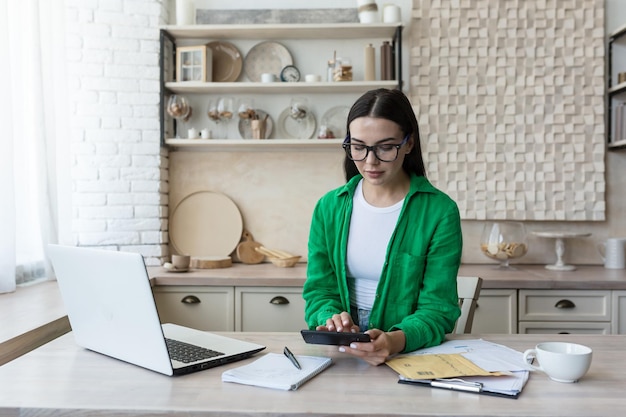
top-left (380, 41), bottom-right (393, 81)
top-left (364, 43), bottom-right (375, 81)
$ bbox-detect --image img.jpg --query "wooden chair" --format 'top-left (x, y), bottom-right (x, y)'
top-left (453, 276), bottom-right (483, 334)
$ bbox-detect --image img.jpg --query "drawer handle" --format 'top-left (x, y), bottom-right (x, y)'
top-left (554, 299), bottom-right (575, 309)
top-left (270, 296), bottom-right (290, 305)
top-left (181, 295), bottom-right (201, 304)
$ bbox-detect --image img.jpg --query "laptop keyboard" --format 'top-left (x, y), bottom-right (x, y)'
top-left (165, 338), bottom-right (225, 363)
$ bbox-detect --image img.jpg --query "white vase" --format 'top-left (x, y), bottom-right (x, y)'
top-left (176, 0), bottom-right (194, 25)
top-left (356, 0), bottom-right (379, 24)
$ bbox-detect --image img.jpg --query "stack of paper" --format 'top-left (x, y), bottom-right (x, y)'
top-left (387, 339), bottom-right (532, 398)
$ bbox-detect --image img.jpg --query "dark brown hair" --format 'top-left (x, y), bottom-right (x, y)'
top-left (343, 88), bottom-right (425, 181)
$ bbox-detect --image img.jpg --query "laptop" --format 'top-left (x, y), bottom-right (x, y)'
top-left (47, 244), bottom-right (265, 376)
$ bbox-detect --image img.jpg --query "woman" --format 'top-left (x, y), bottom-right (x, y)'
top-left (303, 88), bottom-right (462, 366)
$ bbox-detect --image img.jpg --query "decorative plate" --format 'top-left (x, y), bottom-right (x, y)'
top-left (169, 191), bottom-right (243, 258)
top-left (319, 105), bottom-right (350, 139)
top-left (207, 41), bottom-right (243, 82)
top-left (244, 41), bottom-right (293, 82)
top-left (238, 110), bottom-right (274, 139)
top-left (276, 107), bottom-right (317, 139)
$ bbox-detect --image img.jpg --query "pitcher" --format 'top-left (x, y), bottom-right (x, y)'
top-left (598, 238), bottom-right (626, 269)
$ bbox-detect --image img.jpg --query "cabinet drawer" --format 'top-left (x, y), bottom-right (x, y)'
top-left (519, 321), bottom-right (611, 335)
top-left (235, 287), bottom-right (306, 332)
top-left (519, 290), bottom-right (611, 322)
top-left (153, 286), bottom-right (235, 331)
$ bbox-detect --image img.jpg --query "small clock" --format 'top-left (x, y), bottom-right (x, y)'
top-left (280, 65), bottom-right (301, 82)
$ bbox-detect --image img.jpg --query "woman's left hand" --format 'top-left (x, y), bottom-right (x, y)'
top-left (338, 329), bottom-right (406, 366)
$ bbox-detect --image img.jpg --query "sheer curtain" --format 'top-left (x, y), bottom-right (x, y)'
top-left (0, 0), bottom-right (71, 293)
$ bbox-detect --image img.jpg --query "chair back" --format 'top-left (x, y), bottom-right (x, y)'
top-left (454, 276), bottom-right (483, 334)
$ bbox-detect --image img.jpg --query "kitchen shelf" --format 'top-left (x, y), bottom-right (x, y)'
top-left (162, 23), bottom-right (401, 40)
top-left (608, 82), bottom-right (626, 95)
top-left (607, 22), bottom-right (626, 149)
top-left (608, 139), bottom-right (626, 150)
top-left (164, 138), bottom-right (343, 151)
top-left (610, 22), bottom-right (626, 41)
top-left (165, 80), bottom-right (398, 95)
top-left (159, 22), bottom-right (403, 149)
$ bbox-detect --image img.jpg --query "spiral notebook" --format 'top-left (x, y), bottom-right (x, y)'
top-left (222, 352), bottom-right (332, 391)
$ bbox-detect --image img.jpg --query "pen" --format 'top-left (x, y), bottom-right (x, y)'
top-left (283, 346), bottom-right (301, 370)
top-left (431, 379), bottom-right (482, 393)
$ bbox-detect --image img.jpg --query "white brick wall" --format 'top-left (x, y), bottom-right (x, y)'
top-left (66, 0), bottom-right (170, 265)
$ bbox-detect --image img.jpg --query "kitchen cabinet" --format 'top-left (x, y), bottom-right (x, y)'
top-left (235, 287), bottom-right (306, 332)
top-left (153, 285), bottom-right (306, 332)
top-left (613, 290), bottom-right (626, 334)
top-left (607, 22), bottom-right (626, 149)
top-left (148, 264), bottom-right (626, 335)
top-left (159, 23), bottom-right (403, 150)
top-left (472, 289), bottom-right (518, 334)
top-left (518, 290), bottom-right (611, 335)
top-left (152, 286), bottom-right (235, 331)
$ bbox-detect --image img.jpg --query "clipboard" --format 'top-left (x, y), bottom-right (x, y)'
top-left (398, 376), bottom-right (521, 399)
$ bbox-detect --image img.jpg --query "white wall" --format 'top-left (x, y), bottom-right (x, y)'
top-left (66, 0), bottom-right (170, 265)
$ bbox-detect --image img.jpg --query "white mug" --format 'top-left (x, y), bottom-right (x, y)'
top-left (260, 73), bottom-right (275, 83)
top-left (187, 127), bottom-right (198, 139)
top-left (200, 128), bottom-right (210, 139)
top-left (598, 238), bottom-right (626, 269)
top-left (523, 342), bottom-right (592, 383)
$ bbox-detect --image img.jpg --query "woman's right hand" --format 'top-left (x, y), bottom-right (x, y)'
top-left (316, 311), bottom-right (360, 333)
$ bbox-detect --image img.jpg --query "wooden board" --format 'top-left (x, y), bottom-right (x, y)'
top-left (170, 191), bottom-right (243, 258)
top-left (236, 230), bottom-right (264, 264)
top-left (190, 256), bottom-right (232, 269)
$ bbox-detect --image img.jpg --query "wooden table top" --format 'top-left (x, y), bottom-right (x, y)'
top-left (0, 281), bottom-right (70, 365)
top-left (0, 332), bottom-right (624, 416)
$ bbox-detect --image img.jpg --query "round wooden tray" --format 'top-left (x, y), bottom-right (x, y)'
top-left (170, 191), bottom-right (243, 258)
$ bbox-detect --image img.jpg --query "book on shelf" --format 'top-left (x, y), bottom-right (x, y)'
top-left (614, 102), bottom-right (625, 143)
top-left (221, 352), bottom-right (332, 391)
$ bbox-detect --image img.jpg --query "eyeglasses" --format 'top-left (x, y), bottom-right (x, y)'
top-left (342, 134), bottom-right (409, 162)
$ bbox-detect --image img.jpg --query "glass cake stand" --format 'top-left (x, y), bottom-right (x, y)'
top-left (532, 231), bottom-right (591, 271)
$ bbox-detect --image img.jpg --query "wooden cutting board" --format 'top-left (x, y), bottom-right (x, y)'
top-left (236, 230), bottom-right (264, 264)
top-left (191, 256), bottom-right (232, 269)
top-left (169, 191), bottom-right (243, 258)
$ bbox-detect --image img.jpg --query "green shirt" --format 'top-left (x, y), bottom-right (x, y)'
top-left (303, 173), bottom-right (462, 353)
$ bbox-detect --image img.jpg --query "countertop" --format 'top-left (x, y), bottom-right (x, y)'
top-left (149, 263), bottom-right (626, 290)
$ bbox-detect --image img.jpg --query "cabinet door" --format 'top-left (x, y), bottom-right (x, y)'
top-left (235, 287), bottom-right (306, 332)
top-left (152, 286), bottom-right (235, 331)
top-left (519, 321), bottom-right (611, 335)
top-left (471, 289), bottom-right (518, 334)
top-left (612, 291), bottom-right (626, 334)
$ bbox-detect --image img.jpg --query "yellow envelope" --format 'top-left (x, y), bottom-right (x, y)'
top-left (386, 353), bottom-right (498, 380)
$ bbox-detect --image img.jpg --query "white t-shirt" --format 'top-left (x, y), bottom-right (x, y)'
top-left (346, 180), bottom-right (403, 310)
